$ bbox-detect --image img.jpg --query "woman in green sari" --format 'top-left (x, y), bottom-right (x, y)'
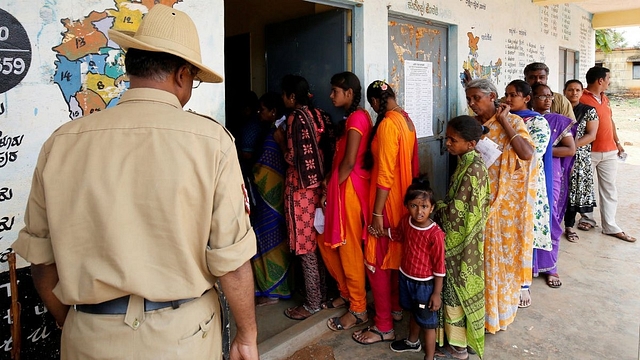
top-left (434, 115), bottom-right (490, 359)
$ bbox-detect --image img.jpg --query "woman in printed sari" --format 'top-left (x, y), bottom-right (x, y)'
top-left (434, 115), bottom-right (490, 359)
top-left (250, 92), bottom-right (292, 306)
top-left (504, 80), bottom-right (552, 309)
top-left (317, 71), bottom-right (372, 331)
top-left (563, 80), bottom-right (599, 241)
top-left (352, 80), bottom-right (419, 345)
top-left (464, 79), bottom-right (536, 334)
top-left (531, 83), bottom-right (576, 289)
top-left (277, 75), bottom-right (334, 320)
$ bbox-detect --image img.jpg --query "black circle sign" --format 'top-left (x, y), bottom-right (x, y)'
top-left (0, 9), bottom-right (32, 94)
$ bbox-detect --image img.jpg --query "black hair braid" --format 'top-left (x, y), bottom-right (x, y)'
top-left (345, 89), bottom-right (361, 119)
top-left (363, 92), bottom-right (389, 170)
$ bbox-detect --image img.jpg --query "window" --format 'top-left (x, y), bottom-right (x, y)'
top-left (559, 48), bottom-right (578, 90)
top-left (634, 62), bottom-right (640, 80)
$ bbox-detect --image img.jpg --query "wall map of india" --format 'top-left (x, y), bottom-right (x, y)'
top-left (53, 0), bottom-right (182, 120)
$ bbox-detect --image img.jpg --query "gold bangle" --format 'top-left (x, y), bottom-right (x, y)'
top-left (509, 133), bottom-right (520, 143)
top-left (372, 212), bottom-right (383, 217)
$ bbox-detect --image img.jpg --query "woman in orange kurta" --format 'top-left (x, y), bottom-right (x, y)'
top-left (352, 80), bottom-right (419, 345)
top-left (465, 79), bottom-right (537, 334)
top-left (318, 72), bottom-right (372, 331)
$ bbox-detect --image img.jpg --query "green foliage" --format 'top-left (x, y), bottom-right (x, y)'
top-left (596, 29), bottom-right (628, 53)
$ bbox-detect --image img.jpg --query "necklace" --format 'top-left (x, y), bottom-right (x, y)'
top-left (390, 105), bottom-right (401, 112)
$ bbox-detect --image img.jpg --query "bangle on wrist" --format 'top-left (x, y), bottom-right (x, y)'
top-left (615, 140), bottom-right (621, 145)
top-left (509, 133), bottom-right (520, 143)
top-left (372, 212), bottom-right (383, 217)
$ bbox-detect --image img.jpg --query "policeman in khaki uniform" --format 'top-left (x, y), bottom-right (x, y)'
top-left (12, 5), bottom-right (258, 360)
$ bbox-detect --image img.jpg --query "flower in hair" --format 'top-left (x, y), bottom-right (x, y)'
top-left (373, 80), bottom-right (388, 90)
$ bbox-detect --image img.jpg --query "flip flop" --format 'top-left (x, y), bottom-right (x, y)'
top-left (605, 232), bottom-right (637, 243)
top-left (435, 345), bottom-right (469, 360)
top-left (352, 326), bottom-right (395, 345)
top-left (577, 222), bottom-right (594, 231)
top-left (518, 288), bottom-right (531, 308)
top-left (321, 297), bottom-right (348, 309)
top-left (564, 230), bottom-right (579, 243)
top-left (284, 305), bottom-right (318, 320)
top-left (327, 310), bottom-right (368, 331)
top-left (546, 274), bottom-right (562, 288)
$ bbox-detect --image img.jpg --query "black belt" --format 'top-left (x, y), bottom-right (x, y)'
top-left (75, 295), bottom-right (196, 315)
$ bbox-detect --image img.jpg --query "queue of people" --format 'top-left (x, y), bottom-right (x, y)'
top-left (238, 62), bottom-right (634, 360)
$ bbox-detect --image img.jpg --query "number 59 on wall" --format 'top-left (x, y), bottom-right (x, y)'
top-left (1, 57), bottom-right (26, 75)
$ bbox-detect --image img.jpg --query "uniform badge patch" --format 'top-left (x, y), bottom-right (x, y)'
top-left (242, 183), bottom-right (250, 215)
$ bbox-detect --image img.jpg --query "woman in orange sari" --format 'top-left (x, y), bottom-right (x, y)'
top-left (464, 79), bottom-right (537, 334)
top-left (318, 71), bottom-right (372, 331)
top-left (352, 80), bottom-right (419, 345)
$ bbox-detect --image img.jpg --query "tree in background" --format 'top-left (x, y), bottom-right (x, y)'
top-left (595, 29), bottom-right (628, 53)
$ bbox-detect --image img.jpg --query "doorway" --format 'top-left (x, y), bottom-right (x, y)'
top-left (388, 16), bottom-right (450, 199)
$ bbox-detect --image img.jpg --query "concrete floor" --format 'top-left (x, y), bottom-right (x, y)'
top-left (243, 143), bottom-right (640, 360)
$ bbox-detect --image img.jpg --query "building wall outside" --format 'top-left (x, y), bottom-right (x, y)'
top-left (596, 48), bottom-right (640, 94)
top-left (0, 0), bottom-right (594, 269)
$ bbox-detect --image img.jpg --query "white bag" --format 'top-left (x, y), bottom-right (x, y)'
top-left (314, 208), bottom-right (325, 234)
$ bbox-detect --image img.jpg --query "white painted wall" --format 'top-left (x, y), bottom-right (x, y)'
top-left (0, 0), bottom-right (594, 271)
top-left (0, 0), bottom-right (225, 270)
top-left (354, 0), bottom-right (595, 110)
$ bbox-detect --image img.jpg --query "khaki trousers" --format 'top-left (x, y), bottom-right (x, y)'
top-left (582, 150), bottom-right (622, 234)
top-left (61, 290), bottom-right (221, 360)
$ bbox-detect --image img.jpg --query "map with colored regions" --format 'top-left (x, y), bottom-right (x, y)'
top-left (53, 0), bottom-right (182, 119)
top-left (462, 31), bottom-right (502, 84)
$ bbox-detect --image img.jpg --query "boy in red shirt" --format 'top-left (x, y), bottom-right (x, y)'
top-left (386, 178), bottom-right (445, 360)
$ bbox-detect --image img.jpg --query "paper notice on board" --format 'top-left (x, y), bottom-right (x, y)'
top-left (404, 60), bottom-right (433, 138)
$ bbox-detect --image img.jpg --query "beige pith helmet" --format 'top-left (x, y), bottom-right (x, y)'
top-left (108, 4), bottom-right (223, 83)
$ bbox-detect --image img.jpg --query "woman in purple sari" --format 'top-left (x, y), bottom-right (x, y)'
top-left (530, 83), bottom-right (576, 288)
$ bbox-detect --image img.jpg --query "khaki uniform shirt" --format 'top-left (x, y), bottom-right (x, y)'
top-left (551, 92), bottom-right (576, 121)
top-left (13, 88), bottom-right (257, 305)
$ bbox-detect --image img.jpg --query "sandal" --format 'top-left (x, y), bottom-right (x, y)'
top-left (327, 310), bottom-right (368, 331)
top-left (605, 232), bottom-right (637, 243)
top-left (518, 287), bottom-right (531, 308)
top-left (577, 222), bottom-right (594, 231)
top-left (352, 326), bottom-right (395, 345)
top-left (546, 274), bottom-right (562, 288)
top-left (321, 297), bottom-right (348, 309)
top-left (435, 344), bottom-right (469, 359)
top-left (284, 305), bottom-right (319, 320)
top-left (564, 230), bottom-right (579, 243)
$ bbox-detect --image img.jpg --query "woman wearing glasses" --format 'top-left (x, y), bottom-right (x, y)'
top-left (530, 83), bottom-right (576, 289)
top-left (504, 80), bottom-right (551, 309)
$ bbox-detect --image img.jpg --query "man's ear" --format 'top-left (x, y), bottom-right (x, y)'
top-left (174, 65), bottom-right (190, 88)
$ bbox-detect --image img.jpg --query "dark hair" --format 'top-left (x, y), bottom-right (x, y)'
top-left (259, 91), bottom-right (285, 119)
top-left (404, 175), bottom-right (434, 205)
top-left (530, 83), bottom-right (552, 111)
top-left (531, 82), bottom-right (551, 95)
top-left (507, 79), bottom-right (533, 109)
top-left (281, 74), bottom-right (313, 107)
top-left (585, 66), bottom-right (610, 85)
top-left (563, 79), bottom-right (584, 91)
top-left (331, 71), bottom-right (362, 137)
top-left (523, 62), bottom-right (549, 76)
top-left (363, 80), bottom-right (396, 170)
top-left (447, 115), bottom-right (488, 143)
top-left (507, 79), bottom-right (533, 97)
top-left (124, 48), bottom-right (195, 81)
